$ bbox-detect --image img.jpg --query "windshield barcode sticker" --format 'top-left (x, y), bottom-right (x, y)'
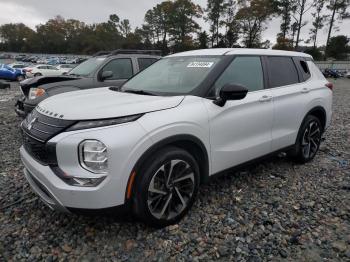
top-left (187, 62), bottom-right (214, 68)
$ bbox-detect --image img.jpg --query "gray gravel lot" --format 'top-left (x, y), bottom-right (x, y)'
top-left (0, 79), bottom-right (349, 261)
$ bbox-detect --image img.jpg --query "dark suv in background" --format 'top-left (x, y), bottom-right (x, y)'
top-left (15, 50), bottom-right (161, 117)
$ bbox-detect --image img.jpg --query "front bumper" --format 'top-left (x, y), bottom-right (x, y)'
top-left (24, 167), bottom-right (69, 212)
top-left (15, 97), bottom-right (35, 117)
top-left (20, 118), bottom-right (153, 212)
top-left (20, 146), bottom-right (126, 211)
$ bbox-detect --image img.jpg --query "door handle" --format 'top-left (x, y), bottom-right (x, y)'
top-left (301, 87), bottom-right (310, 94)
top-left (259, 95), bottom-right (273, 102)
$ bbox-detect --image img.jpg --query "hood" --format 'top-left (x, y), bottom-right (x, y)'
top-left (37, 87), bottom-right (184, 120)
top-left (20, 75), bottom-right (83, 96)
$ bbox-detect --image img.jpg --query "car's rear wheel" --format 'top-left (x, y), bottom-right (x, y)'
top-left (133, 146), bottom-right (200, 227)
top-left (34, 73), bottom-right (42, 77)
top-left (289, 115), bottom-right (323, 163)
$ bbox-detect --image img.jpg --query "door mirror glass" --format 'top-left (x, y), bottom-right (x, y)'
top-left (100, 70), bottom-right (113, 81)
top-left (214, 83), bottom-right (248, 107)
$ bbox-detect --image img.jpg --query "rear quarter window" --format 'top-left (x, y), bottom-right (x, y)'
top-left (294, 58), bottom-right (311, 81)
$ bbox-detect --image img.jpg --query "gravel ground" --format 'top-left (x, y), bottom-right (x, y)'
top-left (0, 79), bottom-right (349, 262)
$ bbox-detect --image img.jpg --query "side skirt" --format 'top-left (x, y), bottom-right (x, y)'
top-left (208, 145), bottom-right (295, 182)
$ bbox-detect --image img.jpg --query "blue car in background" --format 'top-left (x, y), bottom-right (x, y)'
top-left (0, 64), bottom-right (26, 81)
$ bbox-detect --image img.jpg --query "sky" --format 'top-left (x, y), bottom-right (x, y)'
top-left (0, 0), bottom-right (349, 47)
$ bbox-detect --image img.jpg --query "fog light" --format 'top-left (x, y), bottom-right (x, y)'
top-left (79, 140), bottom-right (108, 174)
top-left (68, 177), bottom-right (106, 187)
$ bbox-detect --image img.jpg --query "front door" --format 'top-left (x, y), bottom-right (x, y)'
top-left (204, 56), bottom-right (273, 174)
top-left (98, 58), bottom-right (134, 88)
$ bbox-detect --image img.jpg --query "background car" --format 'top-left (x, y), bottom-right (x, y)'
top-left (323, 68), bottom-right (340, 78)
top-left (15, 49), bottom-right (161, 117)
top-left (0, 64), bottom-right (25, 81)
top-left (25, 65), bottom-right (63, 78)
top-left (7, 63), bottom-right (27, 70)
top-left (56, 64), bottom-right (76, 74)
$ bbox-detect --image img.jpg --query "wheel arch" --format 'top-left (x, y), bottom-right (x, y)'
top-left (306, 106), bottom-right (327, 131)
top-left (294, 106), bottom-right (327, 146)
top-left (125, 134), bottom-right (210, 202)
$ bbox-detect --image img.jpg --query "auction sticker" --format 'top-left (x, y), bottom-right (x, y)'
top-left (187, 62), bottom-right (214, 68)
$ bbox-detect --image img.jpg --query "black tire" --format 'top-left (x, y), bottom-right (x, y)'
top-left (34, 73), bottom-right (42, 77)
top-left (133, 146), bottom-right (200, 228)
top-left (289, 115), bottom-right (323, 163)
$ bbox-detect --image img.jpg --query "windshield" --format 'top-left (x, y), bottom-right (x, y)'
top-left (123, 57), bottom-right (220, 95)
top-left (68, 57), bottom-right (105, 76)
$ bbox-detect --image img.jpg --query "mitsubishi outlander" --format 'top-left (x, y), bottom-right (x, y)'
top-left (20, 49), bottom-right (332, 227)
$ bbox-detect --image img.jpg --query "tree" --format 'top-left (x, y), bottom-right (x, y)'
top-left (292, 0), bottom-right (313, 49)
top-left (276, 0), bottom-right (296, 39)
top-left (197, 31), bottom-right (209, 48)
top-left (222, 0), bottom-right (240, 47)
top-left (290, 21), bottom-right (298, 46)
top-left (304, 47), bottom-right (323, 60)
top-left (206, 0), bottom-right (229, 46)
top-left (236, 0), bottom-right (276, 48)
top-left (144, 1), bottom-right (173, 54)
top-left (326, 35), bottom-right (349, 59)
top-left (119, 19), bottom-right (131, 37)
top-left (309, 0), bottom-right (326, 49)
top-left (0, 23), bottom-right (35, 52)
top-left (325, 0), bottom-right (350, 56)
top-left (168, 0), bottom-right (203, 51)
top-left (272, 36), bottom-right (294, 50)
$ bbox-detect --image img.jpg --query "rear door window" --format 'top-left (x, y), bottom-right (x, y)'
top-left (138, 58), bottom-right (158, 71)
top-left (267, 57), bottom-right (299, 88)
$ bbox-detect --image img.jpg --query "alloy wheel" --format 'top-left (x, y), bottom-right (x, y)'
top-left (147, 159), bottom-right (195, 220)
top-left (301, 120), bottom-right (321, 159)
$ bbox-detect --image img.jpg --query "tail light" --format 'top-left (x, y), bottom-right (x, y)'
top-left (26, 68), bottom-right (32, 73)
top-left (325, 82), bottom-right (333, 91)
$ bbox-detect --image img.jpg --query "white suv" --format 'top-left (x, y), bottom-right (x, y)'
top-left (20, 49), bottom-right (332, 227)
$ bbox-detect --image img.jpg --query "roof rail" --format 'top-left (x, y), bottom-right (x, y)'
top-left (93, 49), bottom-right (162, 57)
top-left (109, 49), bottom-right (162, 56)
top-left (92, 49), bottom-right (162, 57)
top-left (92, 51), bottom-right (111, 57)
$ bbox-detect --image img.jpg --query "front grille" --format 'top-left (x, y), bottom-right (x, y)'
top-left (21, 109), bottom-right (76, 164)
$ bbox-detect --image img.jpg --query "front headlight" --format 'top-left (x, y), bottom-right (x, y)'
top-left (79, 140), bottom-right (108, 174)
top-left (66, 114), bottom-right (143, 131)
top-left (28, 87), bottom-right (45, 100)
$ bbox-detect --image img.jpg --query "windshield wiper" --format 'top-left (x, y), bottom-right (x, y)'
top-left (123, 89), bottom-right (157, 96)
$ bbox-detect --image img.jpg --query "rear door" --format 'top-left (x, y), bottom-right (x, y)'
top-left (204, 56), bottom-right (273, 174)
top-left (266, 56), bottom-right (310, 151)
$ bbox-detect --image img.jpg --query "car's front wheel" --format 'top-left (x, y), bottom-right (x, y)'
top-left (133, 146), bottom-right (200, 227)
top-left (290, 115), bottom-right (323, 163)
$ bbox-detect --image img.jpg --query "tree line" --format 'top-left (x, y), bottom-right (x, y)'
top-left (0, 0), bottom-right (349, 59)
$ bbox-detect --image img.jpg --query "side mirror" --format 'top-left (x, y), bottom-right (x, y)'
top-left (213, 83), bottom-right (248, 107)
top-left (100, 71), bottom-right (113, 81)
